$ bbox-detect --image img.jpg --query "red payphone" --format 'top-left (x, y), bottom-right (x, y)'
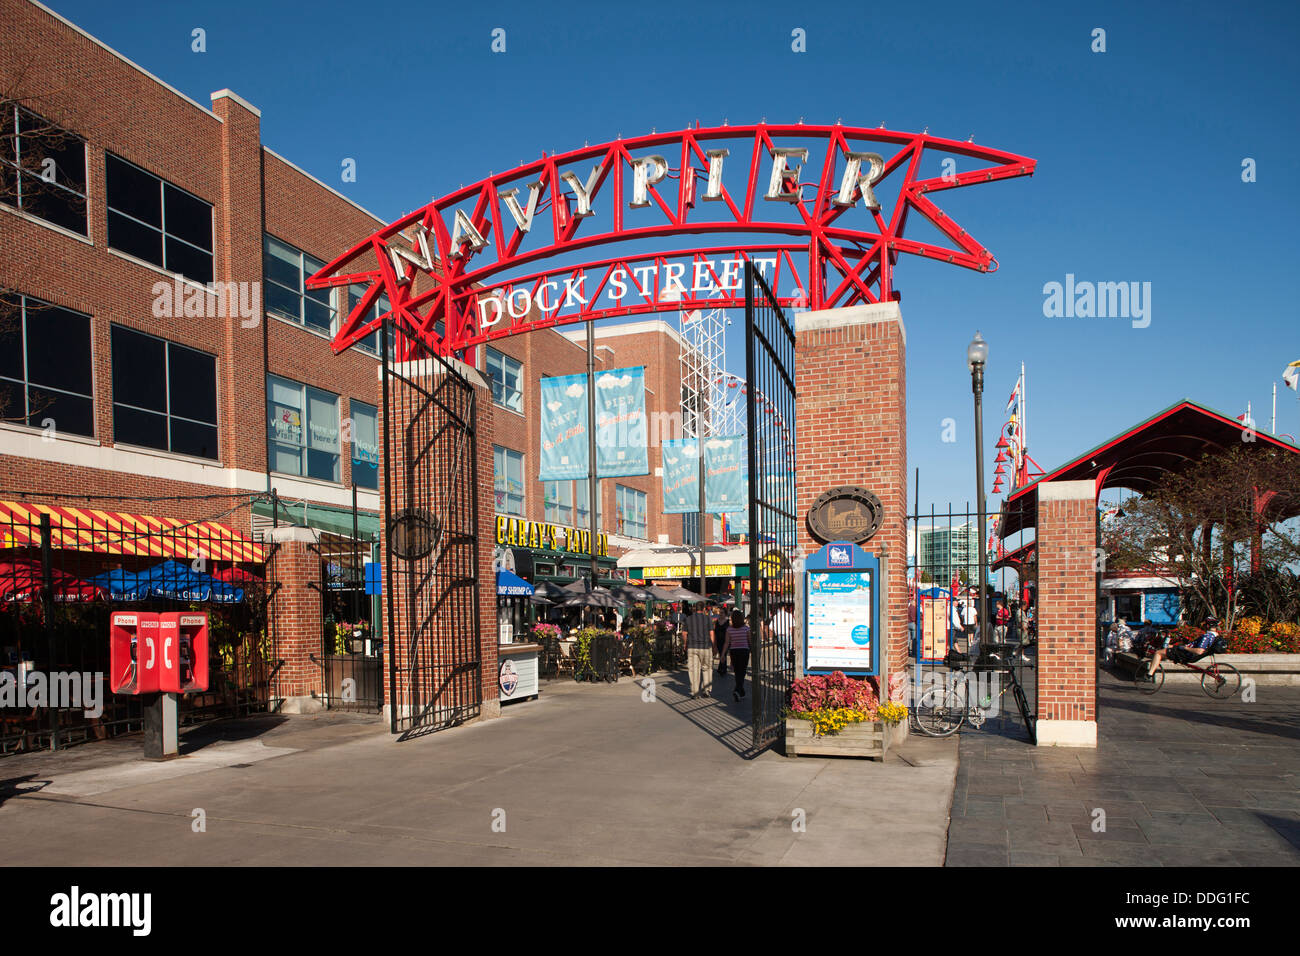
top-left (159, 612), bottom-right (208, 693)
top-left (109, 612), bottom-right (161, 695)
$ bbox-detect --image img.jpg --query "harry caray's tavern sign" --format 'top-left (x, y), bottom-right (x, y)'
top-left (807, 486), bottom-right (883, 545)
top-left (309, 123), bottom-right (1035, 358)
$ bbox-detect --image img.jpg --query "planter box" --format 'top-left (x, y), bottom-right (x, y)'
top-left (785, 717), bottom-right (907, 760)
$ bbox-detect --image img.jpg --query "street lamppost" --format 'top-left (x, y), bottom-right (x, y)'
top-left (967, 331), bottom-right (990, 652)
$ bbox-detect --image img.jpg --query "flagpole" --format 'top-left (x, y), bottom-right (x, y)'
top-left (1272, 382), bottom-right (1277, 435)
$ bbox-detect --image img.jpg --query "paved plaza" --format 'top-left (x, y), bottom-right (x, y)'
top-left (0, 671), bottom-right (956, 867)
top-left (947, 668), bottom-right (1300, 866)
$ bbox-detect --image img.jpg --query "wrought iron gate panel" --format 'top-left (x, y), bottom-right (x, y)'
top-left (744, 262), bottom-right (798, 754)
top-left (382, 319), bottom-right (482, 738)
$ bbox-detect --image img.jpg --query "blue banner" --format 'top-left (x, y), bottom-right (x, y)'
top-left (538, 373), bottom-right (589, 481)
top-left (595, 366), bottom-right (649, 477)
top-left (704, 435), bottom-right (748, 513)
top-left (660, 438), bottom-right (699, 514)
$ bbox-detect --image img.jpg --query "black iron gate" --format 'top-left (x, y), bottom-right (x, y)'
top-left (744, 262), bottom-right (798, 753)
top-left (381, 320), bottom-right (482, 738)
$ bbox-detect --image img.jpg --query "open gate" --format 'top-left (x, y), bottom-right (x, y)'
top-left (745, 262), bottom-right (798, 754)
top-left (381, 319), bottom-right (483, 738)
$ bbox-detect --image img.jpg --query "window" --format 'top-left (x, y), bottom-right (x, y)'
top-left (494, 446), bottom-right (525, 516)
top-left (543, 480), bottom-right (573, 525)
top-left (268, 375), bottom-right (340, 481)
top-left (0, 294), bottom-right (93, 435)
top-left (263, 235), bottom-right (336, 333)
top-left (616, 485), bottom-right (647, 539)
top-left (110, 325), bottom-right (218, 458)
top-left (349, 399), bottom-right (379, 490)
top-left (346, 284), bottom-right (391, 356)
top-left (485, 348), bottom-right (523, 412)
top-left (106, 153), bottom-right (213, 283)
top-left (1, 106), bottom-right (87, 235)
top-left (574, 479), bottom-right (603, 530)
top-left (534, 561), bottom-right (555, 577)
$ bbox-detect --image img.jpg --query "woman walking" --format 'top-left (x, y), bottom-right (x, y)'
top-left (719, 609), bottom-right (751, 702)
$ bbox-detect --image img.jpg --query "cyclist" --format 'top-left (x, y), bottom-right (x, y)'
top-left (1144, 617), bottom-right (1219, 679)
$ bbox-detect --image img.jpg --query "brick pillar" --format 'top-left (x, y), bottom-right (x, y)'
top-left (268, 526), bottom-right (324, 713)
top-left (794, 303), bottom-right (908, 695)
top-left (1035, 479), bottom-right (1097, 747)
top-left (378, 357), bottom-right (500, 730)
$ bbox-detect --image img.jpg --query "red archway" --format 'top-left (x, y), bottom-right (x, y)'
top-left (309, 123), bottom-right (1036, 357)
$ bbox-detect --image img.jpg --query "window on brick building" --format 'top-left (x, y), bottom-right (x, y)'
top-left (615, 484), bottom-right (647, 539)
top-left (1, 106), bottom-right (88, 235)
top-left (349, 399), bottom-right (379, 490)
top-left (346, 284), bottom-right (391, 357)
top-left (494, 445), bottom-right (525, 516)
top-left (110, 324), bottom-right (218, 459)
top-left (543, 480), bottom-right (573, 526)
top-left (267, 375), bottom-right (340, 482)
top-left (263, 235), bottom-right (336, 334)
top-left (574, 478), bottom-right (602, 530)
top-left (106, 153), bottom-right (213, 283)
top-left (0, 293), bottom-right (94, 436)
top-left (485, 348), bottom-right (523, 413)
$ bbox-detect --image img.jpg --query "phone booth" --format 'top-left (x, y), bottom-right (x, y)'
top-left (160, 612), bottom-right (208, 693)
top-left (110, 612), bottom-right (161, 695)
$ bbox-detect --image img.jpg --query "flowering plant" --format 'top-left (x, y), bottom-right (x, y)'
top-left (790, 671), bottom-right (877, 714)
top-left (532, 622), bottom-right (562, 642)
top-left (788, 671), bottom-right (879, 736)
top-left (876, 701), bottom-right (908, 726)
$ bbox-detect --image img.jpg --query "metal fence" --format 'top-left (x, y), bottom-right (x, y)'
top-left (0, 503), bottom-right (281, 755)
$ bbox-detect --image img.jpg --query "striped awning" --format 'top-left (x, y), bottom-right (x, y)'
top-left (0, 501), bottom-right (265, 563)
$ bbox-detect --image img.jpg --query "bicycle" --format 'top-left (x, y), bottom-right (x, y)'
top-left (912, 643), bottom-right (1034, 741)
top-left (1133, 644), bottom-right (1240, 699)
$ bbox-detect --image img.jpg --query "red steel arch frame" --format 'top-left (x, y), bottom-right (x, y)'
top-left (310, 123), bottom-right (1036, 358)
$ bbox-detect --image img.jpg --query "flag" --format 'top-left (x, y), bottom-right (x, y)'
top-left (1005, 379), bottom-right (1021, 415)
top-left (1284, 360), bottom-right (1300, 391)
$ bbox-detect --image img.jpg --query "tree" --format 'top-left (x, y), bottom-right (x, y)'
top-left (1103, 445), bottom-right (1300, 629)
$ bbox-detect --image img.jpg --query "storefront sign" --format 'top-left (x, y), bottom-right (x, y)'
top-left (807, 486), bottom-right (883, 545)
top-left (641, 564), bottom-right (736, 578)
top-left (495, 515), bottom-right (608, 557)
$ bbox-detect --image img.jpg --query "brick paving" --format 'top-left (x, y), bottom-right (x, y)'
top-left (945, 665), bottom-right (1300, 866)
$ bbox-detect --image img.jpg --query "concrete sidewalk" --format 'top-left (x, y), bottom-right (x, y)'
top-left (946, 668), bottom-right (1300, 866)
top-left (0, 670), bottom-right (957, 866)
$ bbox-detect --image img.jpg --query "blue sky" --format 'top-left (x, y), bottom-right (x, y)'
top-left (43, 0), bottom-right (1300, 513)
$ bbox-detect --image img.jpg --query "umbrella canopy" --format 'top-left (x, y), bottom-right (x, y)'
top-left (212, 567), bottom-right (264, 586)
top-left (532, 581), bottom-right (568, 601)
top-left (528, 592), bottom-right (553, 605)
top-left (643, 585), bottom-right (680, 602)
top-left (0, 558), bottom-right (106, 603)
top-left (90, 560), bottom-right (245, 603)
top-left (667, 587), bottom-right (705, 602)
top-left (609, 583), bottom-right (653, 603)
top-left (563, 589), bottom-right (623, 609)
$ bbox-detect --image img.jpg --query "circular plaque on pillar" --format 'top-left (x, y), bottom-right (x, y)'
top-left (807, 486), bottom-right (883, 545)
top-left (389, 508), bottom-right (439, 561)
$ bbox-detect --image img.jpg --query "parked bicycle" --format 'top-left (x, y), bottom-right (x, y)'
top-left (912, 643), bottom-right (1034, 742)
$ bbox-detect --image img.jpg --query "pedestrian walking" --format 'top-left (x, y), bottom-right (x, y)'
top-left (719, 609), bottom-right (751, 701)
top-left (713, 606), bottom-right (729, 676)
top-left (994, 599), bottom-right (1009, 642)
top-left (771, 601), bottom-right (795, 664)
top-left (683, 603), bottom-right (714, 699)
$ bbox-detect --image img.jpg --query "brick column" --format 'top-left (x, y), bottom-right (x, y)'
top-left (1035, 479), bottom-right (1097, 747)
top-left (268, 526), bottom-right (324, 713)
top-left (794, 303), bottom-right (908, 694)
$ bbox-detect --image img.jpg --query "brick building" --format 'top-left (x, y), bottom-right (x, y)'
top-left (0, 0), bottom-right (689, 718)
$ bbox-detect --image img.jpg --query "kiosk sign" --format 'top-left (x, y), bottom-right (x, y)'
top-left (803, 542), bottom-right (879, 676)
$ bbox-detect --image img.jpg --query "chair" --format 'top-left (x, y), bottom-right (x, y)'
top-left (556, 641), bottom-right (576, 677)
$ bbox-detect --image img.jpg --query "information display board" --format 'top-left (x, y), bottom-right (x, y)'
top-left (917, 591), bottom-right (953, 663)
top-left (803, 542), bottom-right (879, 676)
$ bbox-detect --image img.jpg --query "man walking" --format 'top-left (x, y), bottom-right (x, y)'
top-left (684, 603), bottom-right (714, 699)
top-left (771, 601), bottom-right (795, 665)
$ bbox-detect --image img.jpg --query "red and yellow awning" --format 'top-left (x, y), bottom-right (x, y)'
top-left (0, 501), bottom-right (265, 563)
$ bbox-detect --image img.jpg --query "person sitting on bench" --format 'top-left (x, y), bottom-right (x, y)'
top-left (1145, 617), bottom-right (1219, 677)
